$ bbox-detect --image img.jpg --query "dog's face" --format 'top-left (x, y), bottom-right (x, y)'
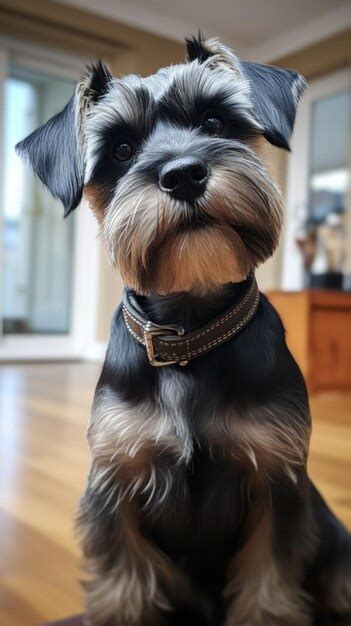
top-left (17, 37), bottom-right (305, 295)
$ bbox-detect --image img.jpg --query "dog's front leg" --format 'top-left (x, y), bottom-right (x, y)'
top-left (224, 477), bottom-right (315, 626)
top-left (78, 479), bottom-right (175, 626)
top-left (77, 391), bottom-right (190, 626)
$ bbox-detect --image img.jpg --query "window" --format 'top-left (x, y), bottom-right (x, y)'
top-left (283, 69), bottom-right (351, 291)
top-left (2, 67), bottom-right (75, 334)
top-left (308, 90), bottom-right (349, 225)
top-left (0, 42), bottom-right (99, 360)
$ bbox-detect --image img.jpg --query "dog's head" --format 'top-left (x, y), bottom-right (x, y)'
top-left (17, 36), bottom-right (306, 295)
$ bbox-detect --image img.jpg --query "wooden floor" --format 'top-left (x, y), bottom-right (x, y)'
top-left (0, 362), bottom-right (350, 626)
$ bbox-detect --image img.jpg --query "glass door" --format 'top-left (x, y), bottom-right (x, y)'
top-left (2, 67), bottom-right (75, 335)
top-left (283, 69), bottom-right (351, 291)
top-left (306, 89), bottom-right (350, 288)
top-left (0, 43), bottom-right (100, 360)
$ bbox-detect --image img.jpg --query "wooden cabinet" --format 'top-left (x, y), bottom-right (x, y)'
top-left (267, 290), bottom-right (351, 392)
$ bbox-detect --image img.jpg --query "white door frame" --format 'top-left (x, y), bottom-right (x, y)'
top-left (282, 68), bottom-right (351, 291)
top-left (0, 38), bottom-right (101, 360)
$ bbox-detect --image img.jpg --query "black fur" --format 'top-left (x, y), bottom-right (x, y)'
top-left (185, 34), bottom-right (212, 63)
top-left (158, 80), bottom-right (257, 140)
top-left (186, 33), bottom-right (306, 150)
top-left (94, 283), bottom-right (351, 624)
top-left (241, 60), bottom-right (306, 150)
top-left (87, 61), bottom-right (113, 103)
top-left (15, 38), bottom-right (304, 222)
top-left (16, 36), bottom-right (350, 626)
top-left (15, 95), bottom-right (82, 216)
top-left (15, 62), bottom-right (112, 216)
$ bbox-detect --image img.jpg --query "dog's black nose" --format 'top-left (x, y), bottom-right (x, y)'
top-left (159, 156), bottom-right (209, 202)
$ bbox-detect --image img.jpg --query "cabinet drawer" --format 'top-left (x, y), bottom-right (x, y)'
top-left (310, 309), bottom-right (351, 390)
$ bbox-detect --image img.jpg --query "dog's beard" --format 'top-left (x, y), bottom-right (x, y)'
top-left (103, 146), bottom-right (283, 295)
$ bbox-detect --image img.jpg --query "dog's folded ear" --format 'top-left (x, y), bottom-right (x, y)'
top-left (186, 36), bottom-right (307, 151)
top-left (15, 62), bottom-right (112, 217)
top-left (240, 60), bottom-right (306, 151)
top-left (16, 96), bottom-right (83, 217)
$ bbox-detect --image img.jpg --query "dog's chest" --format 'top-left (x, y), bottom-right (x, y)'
top-left (155, 370), bottom-right (307, 483)
top-left (144, 445), bottom-right (249, 569)
top-left (156, 370), bottom-right (266, 467)
top-left (90, 367), bottom-right (307, 527)
top-left (156, 368), bottom-right (241, 459)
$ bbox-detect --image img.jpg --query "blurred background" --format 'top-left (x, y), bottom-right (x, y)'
top-left (0, 1), bottom-right (350, 624)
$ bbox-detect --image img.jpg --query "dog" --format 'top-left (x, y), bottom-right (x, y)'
top-left (17, 35), bottom-right (351, 626)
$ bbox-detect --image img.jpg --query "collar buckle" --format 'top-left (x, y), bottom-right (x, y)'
top-left (144, 321), bottom-right (185, 367)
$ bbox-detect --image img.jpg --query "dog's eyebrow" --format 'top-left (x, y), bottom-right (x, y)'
top-left (90, 77), bottom-right (156, 134)
top-left (158, 63), bottom-right (260, 129)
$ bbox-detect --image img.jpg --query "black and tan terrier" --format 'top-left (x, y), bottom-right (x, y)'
top-left (17, 35), bottom-right (351, 626)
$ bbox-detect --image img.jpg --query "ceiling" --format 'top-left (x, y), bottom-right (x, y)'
top-left (60, 0), bottom-right (351, 60)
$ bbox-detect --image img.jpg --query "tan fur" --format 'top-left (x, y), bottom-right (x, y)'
top-left (202, 402), bottom-right (311, 483)
top-left (84, 183), bottom-right (105, 223)
top-left (103, 147), bottom-right (283, 295)
top-left (87, 390), bottom-right (192, 512)
top-left (89, 389), bottom-right (192, 466)
top-left (81, 381), bottom-right (313, 626)
top-left (224, 506), bottom-right (312, 626)
top-left (249, 135), bottom-right (271, 160)
top-left (202, 38), bottom-right (243, 75)
top-left (82, 500), bottom-right (174, 626)
top-left (149, 224), bottom-right (247, 295)
top-left (79, 390), bottom-right (194, 625)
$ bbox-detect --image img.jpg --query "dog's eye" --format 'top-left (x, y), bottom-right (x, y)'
top-left (113, 142), bottom-right (133, 161)
top-left (202, 114), bottom-right (224, 136)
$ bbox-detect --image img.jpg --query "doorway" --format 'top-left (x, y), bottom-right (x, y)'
top-left (0, 41), bottom-right (99, 359)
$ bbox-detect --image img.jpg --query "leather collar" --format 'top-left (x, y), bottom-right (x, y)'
top-left (122, 278), bottom-right (259, 367)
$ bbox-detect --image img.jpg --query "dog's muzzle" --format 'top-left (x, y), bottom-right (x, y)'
top-left (122, 278), bottom-right (259, 366)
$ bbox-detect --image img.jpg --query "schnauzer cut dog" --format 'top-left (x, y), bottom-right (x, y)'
top-left (17, 36), bottom-right (351, 626)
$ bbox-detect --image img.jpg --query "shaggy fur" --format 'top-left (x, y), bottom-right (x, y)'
top-left (17, 35), bottom-right (351, 626)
